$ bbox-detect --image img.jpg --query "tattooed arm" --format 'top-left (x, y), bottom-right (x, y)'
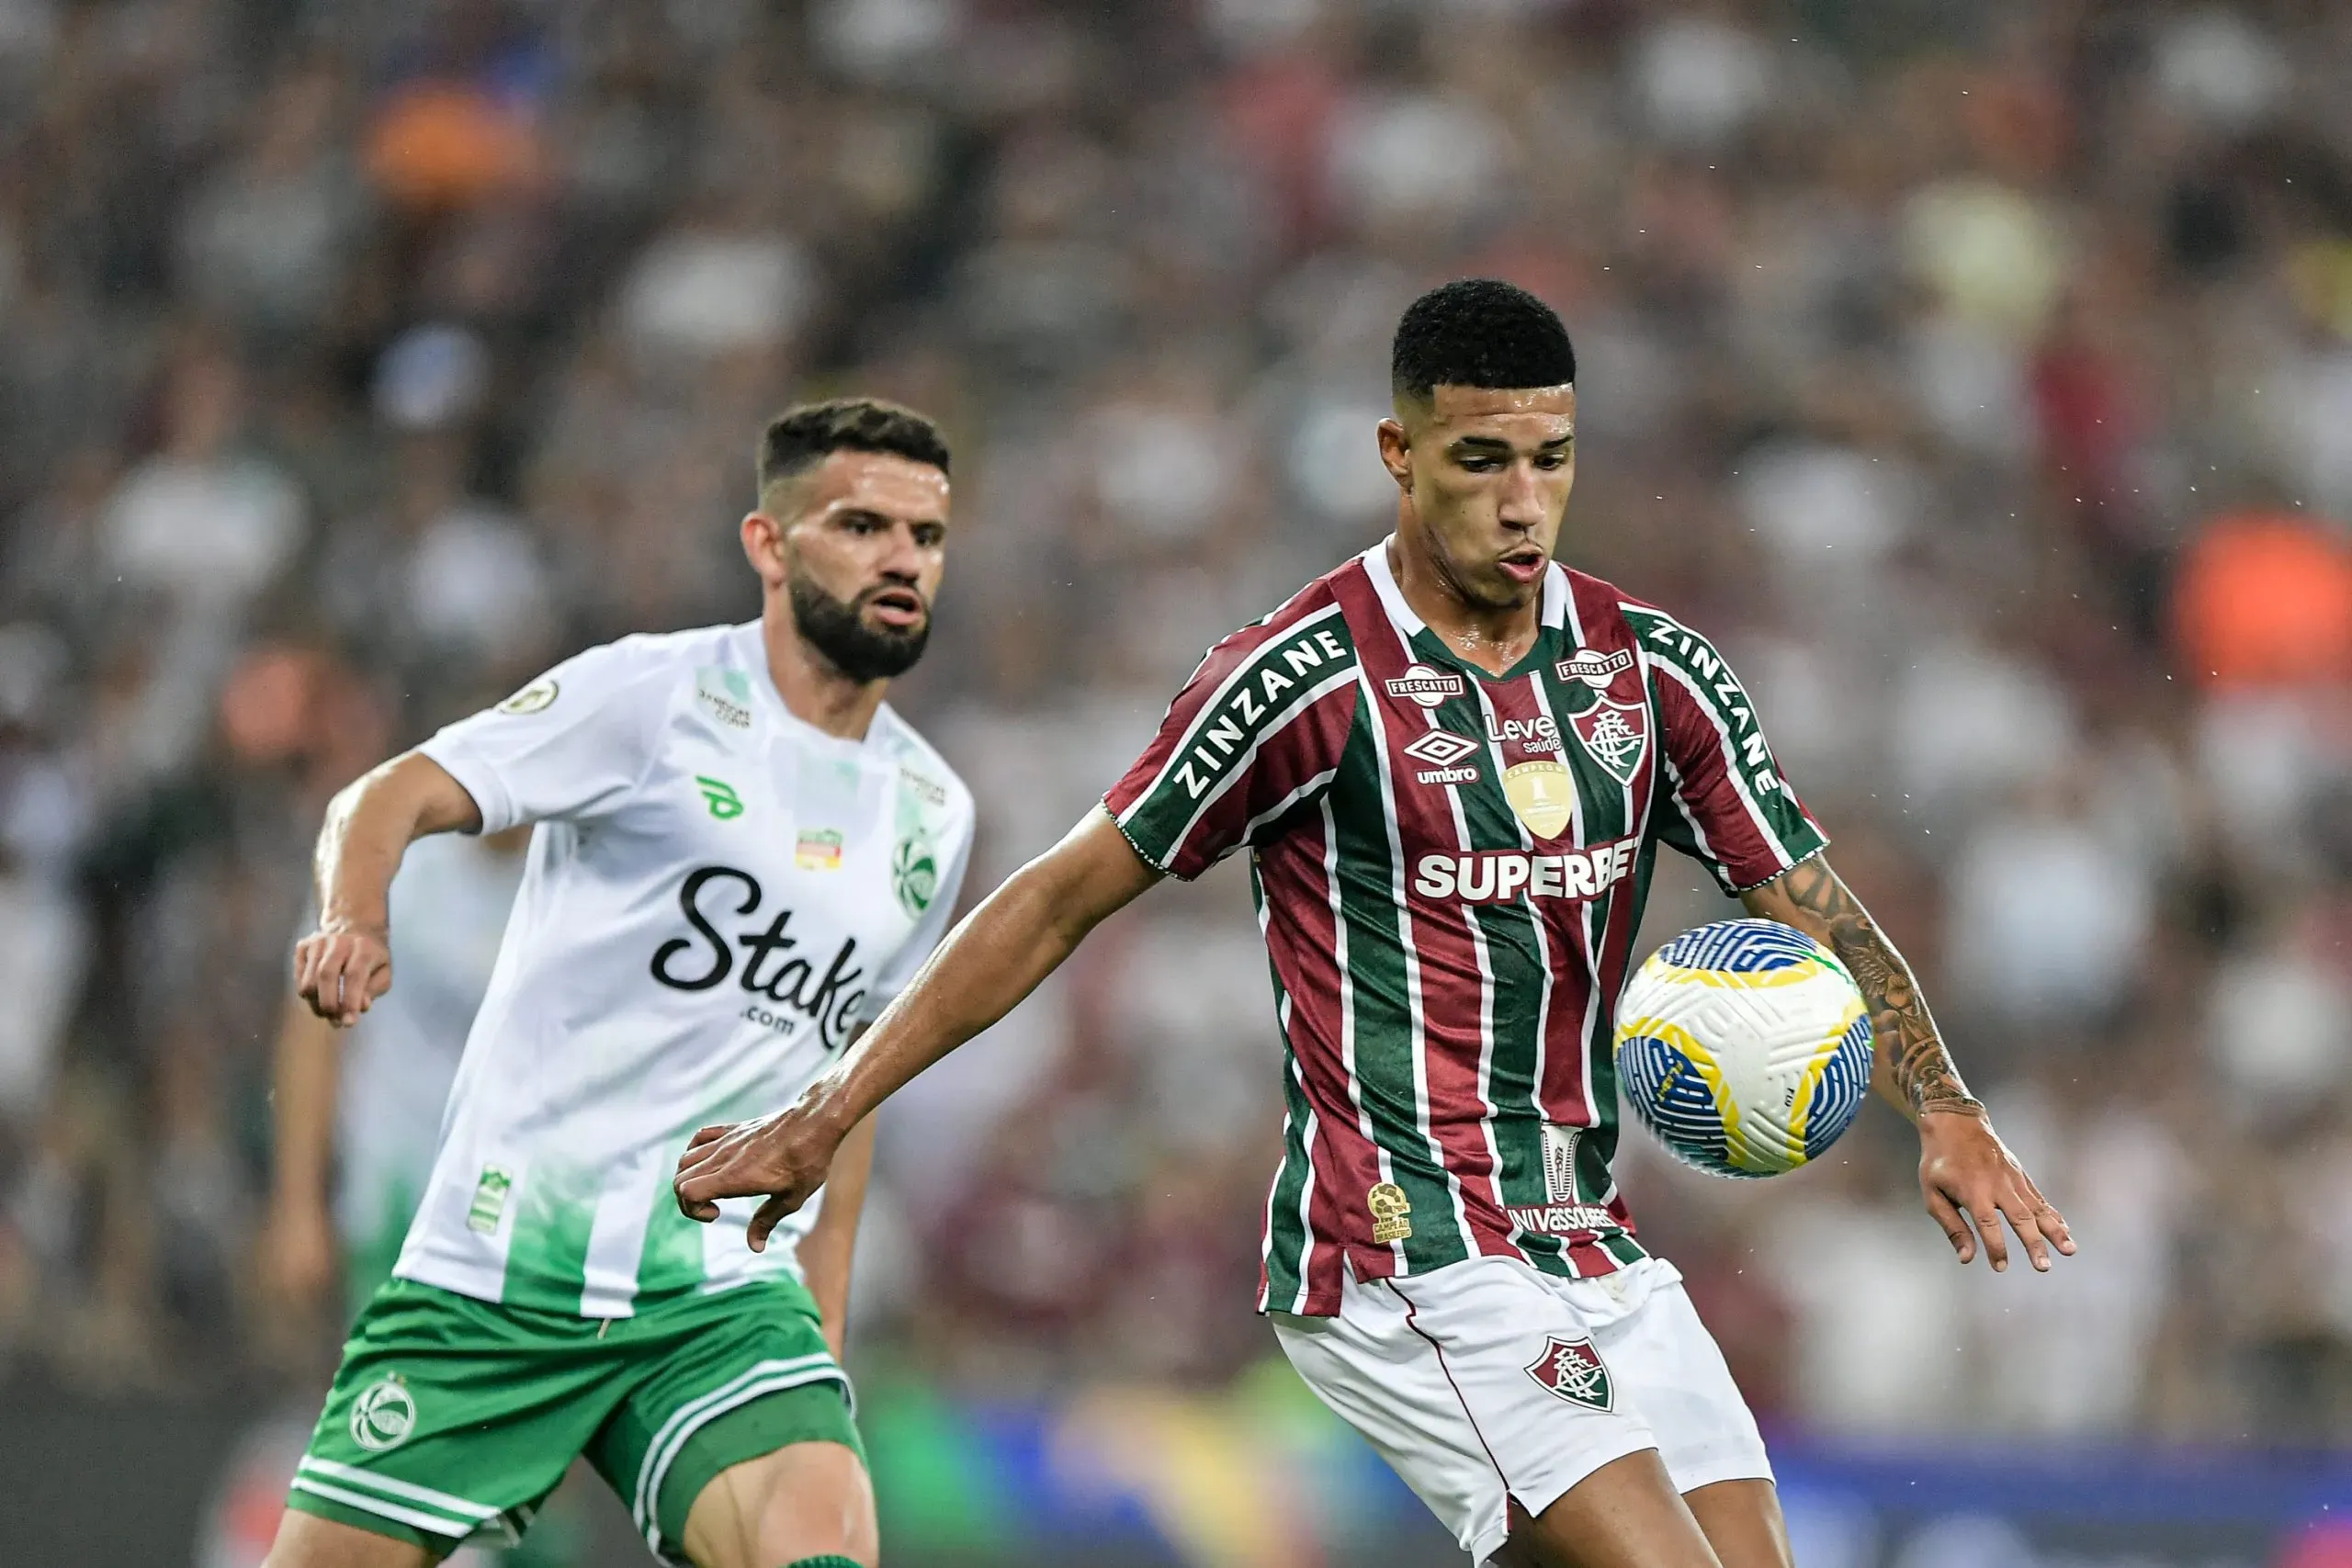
top-left (1742, 854), bottom-right (2075, 1273)
top-left (1742, 854), bottom-right (1978, 1120)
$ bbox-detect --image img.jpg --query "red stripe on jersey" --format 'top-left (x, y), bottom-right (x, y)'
top-left (1330, 565), bottom-right (1521, 1265)
top-left (1255, 816), bottom-right (1369, 1314)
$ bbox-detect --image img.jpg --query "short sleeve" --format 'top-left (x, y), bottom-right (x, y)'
top-left (1104, 604), bottom-right (1361, 880)
top-left (864, 826), bottom-right (972, 1020)
top-left (1631, 609), bottom-right (1828, 894)
top-left (419, 641), bottom-right (670, 834)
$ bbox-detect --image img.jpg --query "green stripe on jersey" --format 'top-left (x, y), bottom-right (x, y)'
top-left (1438, 672), bottom-right (1573, 1276)
top-left (1252, 864), bottom-right (1318, 1313)
top-left (501, 1163), bottom-right (601, 1314)
top-left (1328, 715), bottom-right (1466, 1272)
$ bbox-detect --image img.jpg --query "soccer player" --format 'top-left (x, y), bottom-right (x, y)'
top-left (674, 283), bottom-right (2075, 1568)
top-left (265, 399), bottom-right (974, 1568)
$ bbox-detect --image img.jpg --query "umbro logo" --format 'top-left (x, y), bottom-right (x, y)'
top-left (1403, 729), bottom-right (1481, 785)
top-left (1402, 731), bottom-right (1478, 766)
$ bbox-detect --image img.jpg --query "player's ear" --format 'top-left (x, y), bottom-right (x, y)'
top-left (1376, 417), bottom-right (1413, 495)
top-left (740, 512), bottom-right (789, 588)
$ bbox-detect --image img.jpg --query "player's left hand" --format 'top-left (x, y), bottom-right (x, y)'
top-left (1916, 1106), bottom-right (2075, 1272)
top-left (673, 1100), bottom-right (848, 1252)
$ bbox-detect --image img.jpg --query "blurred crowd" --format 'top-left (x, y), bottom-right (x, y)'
top-left (0, 0), bottom-right (2348, 1452)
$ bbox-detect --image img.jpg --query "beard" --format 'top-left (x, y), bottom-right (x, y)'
top-left (788, 571), bottom-right (932, 682)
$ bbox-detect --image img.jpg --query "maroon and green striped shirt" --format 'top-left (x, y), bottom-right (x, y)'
top-left (1104, 544), bottom-right (1827, 1315)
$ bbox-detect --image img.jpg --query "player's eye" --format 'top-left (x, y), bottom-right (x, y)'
top-left (912, 525), bottom-right (945, 548)
top-left (1535, 450), bottom-right (1570, 469)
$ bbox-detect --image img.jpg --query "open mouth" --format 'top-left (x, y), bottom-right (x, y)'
top-left (1498, 547), bottom-right (1546, 583)
top-left (863, 587), bottom-right (928, 629)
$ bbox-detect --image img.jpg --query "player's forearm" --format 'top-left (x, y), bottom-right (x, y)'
top-left (269, 996), bottom-right (341, 1206)
top-left (812, 808), bottom-right (1158, 1132)
top-left (315, 752), bottom-right (481, 931)
top-left (795, 1115), bottom-right (875, 1362)
top-left (1741, 856), bottom-right (1980, 1121)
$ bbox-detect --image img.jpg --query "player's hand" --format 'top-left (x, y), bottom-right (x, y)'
top-left (261, 1194), bottom-right (338, 1307)
top-left (294, 922), bottom-right (392, 1026)
top-left (673, 1099), bottom-right (849, 1252)
top-left (1916, 1107), bottom-right (2075, 1272)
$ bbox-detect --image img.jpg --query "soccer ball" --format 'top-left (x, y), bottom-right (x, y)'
top-left (1612, 919), bottom-right (1874, 1179)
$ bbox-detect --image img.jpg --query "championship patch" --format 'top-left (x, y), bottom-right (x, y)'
top-left (495, 678), bottom-right (558, 716)
top-left (1502, 760), bottom-right (1576, 839)
top-left (1556, 649), bottom-right (1634, 690)
top-left (1568, 697), bottom-right (1649, 786)
top-left (1525, 1335), bottom-right (1614, 1412)
top-left (1367, 1181), bottom-right (1414, 1244)
top-left (349, 1374), bottom-right (419, 1451)
top-left (1385, 665), bottom-right (1465, 709)
top-left (797, 828), bottom-right (843, 870)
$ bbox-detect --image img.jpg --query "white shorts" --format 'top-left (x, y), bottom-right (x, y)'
top-left (1271, 1255), bottom-right (1770, 1563)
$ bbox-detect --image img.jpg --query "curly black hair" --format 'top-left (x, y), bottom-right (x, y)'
top-left (1391, 278), bottom-right (1577, 402)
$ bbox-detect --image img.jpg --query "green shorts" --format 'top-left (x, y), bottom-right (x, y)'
top-left (286, 1276), bottom-right (862, 1563)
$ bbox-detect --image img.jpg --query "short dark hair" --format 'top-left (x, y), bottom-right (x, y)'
top-left (756, 397), bottom-right (952, 500)
top-left (1390, 278), bottom-right (1577, 402)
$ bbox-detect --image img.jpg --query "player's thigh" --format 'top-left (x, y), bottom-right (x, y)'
top-left (1684, 1478), bottom-right (1795, 1568)
top-left (283, 1281), bottom-right (608, 1561)
top-left (587, 1279), bottom-right (862, 1564)
top-left (264, 1501), bottom-right (443, 1568)
top-left (1271, 1258), bottom-right (1667, 1566)
top-left (1601, 1278), bottom-right (1776, 1501)
top-left (678, 1438), bottom-right (876, 1568)
top-left (1493, 1449), bottom-right (1722, 1568)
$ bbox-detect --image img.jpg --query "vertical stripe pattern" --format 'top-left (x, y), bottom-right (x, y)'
top-left (1104, 551), bottom-right (1827, 1315)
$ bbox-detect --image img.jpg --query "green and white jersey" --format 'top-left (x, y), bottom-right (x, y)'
top-left (402, 622), bottom-right (974, 1318)
top-left (334, 832), bottom-right (523, 1248)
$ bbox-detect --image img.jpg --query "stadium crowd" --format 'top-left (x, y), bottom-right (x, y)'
top-left (0, 0), bottom-right (2348, 1451)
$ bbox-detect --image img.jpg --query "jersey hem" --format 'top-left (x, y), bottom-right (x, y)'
top-left (1724, 840), bottom-right (1830, 896)
top-left (1102, 795), bottom-right (1192, 881)
top-left (417, 736), bottom-right (517, 836)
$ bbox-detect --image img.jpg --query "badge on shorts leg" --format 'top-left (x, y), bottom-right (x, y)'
top-left (1367, 1181), bottom-right (1413, 1244)
top-left (1526, 1335), bottom-right (1614, 1412)
top-left (350, 1374), bottom-right (418, 1451)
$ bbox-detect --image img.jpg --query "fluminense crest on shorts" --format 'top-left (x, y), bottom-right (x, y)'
top-left (1568, 697), bottom-right (1648, 785)
top-left (1525, 1335), bottom-right (1613, 1411)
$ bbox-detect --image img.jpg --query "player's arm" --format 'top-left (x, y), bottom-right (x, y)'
top-left (1742, 855), bottom-right (2075, 1273)
top-left (676, 807), bottom-right (1160, 1248)
top-left (793, 1112), bottom-right (876, 1363)
top-left (296, 753), bottom-right (482, 1026)
top-left (262, 993), bottom-right (343, 1306)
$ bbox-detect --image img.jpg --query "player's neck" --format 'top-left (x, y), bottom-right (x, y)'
top-left (1385, 533), bottom-right (1544, 677)
top-left (759, 610), bottom-right (888, 741)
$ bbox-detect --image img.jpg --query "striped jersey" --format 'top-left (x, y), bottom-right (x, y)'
top-left (1105, 543), bottom-right (1826, 1316)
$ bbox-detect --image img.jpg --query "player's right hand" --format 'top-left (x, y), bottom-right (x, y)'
top-left (295, 923), bottom-right (393, 1026)
top-left (673, 1100), bottom-right (846, 1252)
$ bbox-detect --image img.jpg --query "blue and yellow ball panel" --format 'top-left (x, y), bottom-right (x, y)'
top-left (1612, 918), bottom-right (1874, 1179)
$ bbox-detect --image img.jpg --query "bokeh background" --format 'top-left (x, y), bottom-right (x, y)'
top-left (2, 0), bottom-right (2350, 1564)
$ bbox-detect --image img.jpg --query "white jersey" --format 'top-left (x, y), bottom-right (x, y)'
top-left (397, 621), bottom-right (974, 1318)
top-left (334, 833), bottom-right (524, 1247)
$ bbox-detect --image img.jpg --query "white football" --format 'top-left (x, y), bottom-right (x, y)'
top-left (1612, 919), bottom-right (1874, 1179)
